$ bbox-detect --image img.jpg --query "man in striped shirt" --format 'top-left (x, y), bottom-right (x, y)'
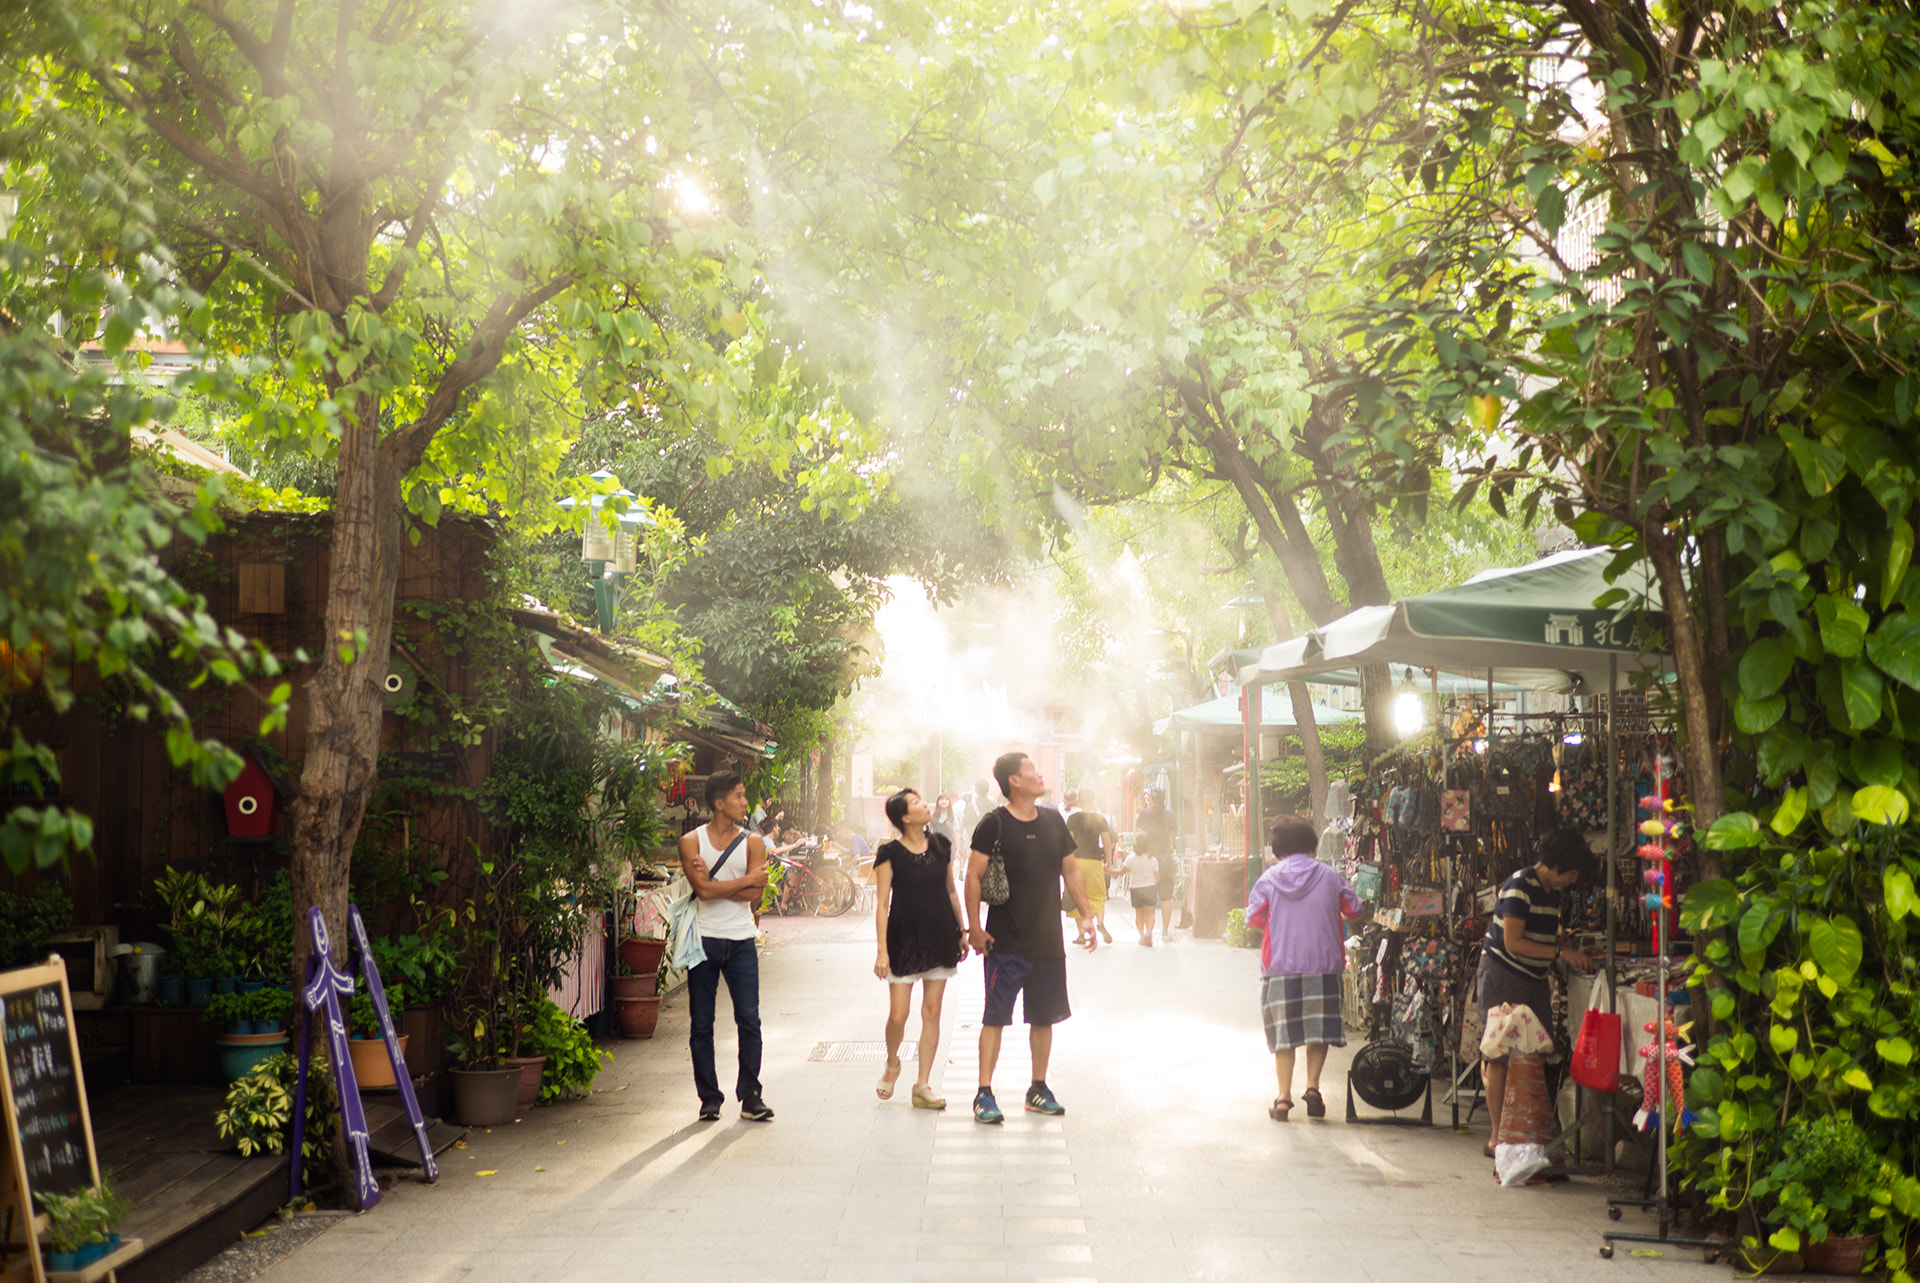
top-left (1477, 827), bottom-right (1598, 1152)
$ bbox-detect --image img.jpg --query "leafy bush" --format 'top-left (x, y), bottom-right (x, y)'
top-left (518, 997), bottom-right (611, 1102)
top-left (0, 882), bottom-right (72, 968)
top-left (1223, 908), bottom-right (1260, 949)
top-left (214, 1051), bottom-right (336, 1181)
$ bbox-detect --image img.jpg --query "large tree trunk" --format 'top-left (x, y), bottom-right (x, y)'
top-left (1643, 526), bottom-right (1725, 848)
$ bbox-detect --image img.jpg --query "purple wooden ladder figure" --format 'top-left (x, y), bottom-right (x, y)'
top-left (289, 907), bottom-right (380, 1209)
top-left (347, 905), bottom-right (438, 1183)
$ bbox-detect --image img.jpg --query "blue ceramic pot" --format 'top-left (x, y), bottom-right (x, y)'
top-left (237, 978), bottom-right (265, 994)
top-left (185, 977), bottom-right (214, 1007)
top-left (47, 1249), bottom-right (80, 1271)
top-left (258, 1018), bottom-right (282, 1034)
top-left (158, 974), bottom-right (184, 1006)
top-left (222, 1021), bottom-right (246, 1035)
top-left (213, 976), bottom-right (238, 995)
top-left (216, 1034), bottom-right (289, 1083)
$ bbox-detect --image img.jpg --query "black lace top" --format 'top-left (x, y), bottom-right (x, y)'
top-left (875, 834), bottom-right (964, 976)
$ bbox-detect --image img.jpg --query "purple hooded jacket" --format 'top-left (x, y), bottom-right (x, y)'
top-left (1245, 854), bottom-right (1362, 978)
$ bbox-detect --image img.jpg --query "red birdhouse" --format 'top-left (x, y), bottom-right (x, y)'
top-left (222, 745), bottom-right (291, 840)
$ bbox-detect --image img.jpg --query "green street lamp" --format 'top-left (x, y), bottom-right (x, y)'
top-left (559, 469), bottom-right (651, 634)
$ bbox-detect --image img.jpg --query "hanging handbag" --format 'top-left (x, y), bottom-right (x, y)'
top-left (1441, 789), bottom-right (1472, 832)
top-left (980, 809), bottom-right (1011, 906)
top-left (1473, 764), bottom-right (1532, 821)
top-left (1570, 1007), bottom-right (1623, 1092)
top-left (667, 830), bottom-right (746, 971)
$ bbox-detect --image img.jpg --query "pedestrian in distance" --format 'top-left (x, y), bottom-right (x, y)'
top-left (929, 793), bottom-right (959, 845)
top-left (1136, 789), bottom-right (1178, 942)
top-left (1477, 826), bottom-right (1599, 1156)
top-left (1246, 815), bottom-right (1366, 1122)
top-left (958, 778), bottom-right (994, 833)
top-left (873, 787), bottom-right (969, 1109)
top-left (964, 752), bottom-right (1097, 1125)
top-left (1064, 786), bottom-right (1116, 944)
top-left (1120, 843), bottom-right (1161, 946)
top-left (678, 769), bottom-right (775, 1123)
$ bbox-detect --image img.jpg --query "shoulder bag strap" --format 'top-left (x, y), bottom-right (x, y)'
top-left (708, 830), bottom-right (748, 879)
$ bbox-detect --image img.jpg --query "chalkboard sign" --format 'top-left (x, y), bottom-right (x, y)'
top-left (4, 977), bottom-right (89, 1198)
top-left (0, 959), bottom-right (102, 1281)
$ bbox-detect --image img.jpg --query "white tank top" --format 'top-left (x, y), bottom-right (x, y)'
top-left (692, 823), bottom-right (758, 941)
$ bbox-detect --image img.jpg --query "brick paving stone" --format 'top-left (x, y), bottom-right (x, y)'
top-left (254, 914), bottom-right (1711, 1283)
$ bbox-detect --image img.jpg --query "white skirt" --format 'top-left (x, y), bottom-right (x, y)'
top-left (888, 965), bottom-right (958, 985)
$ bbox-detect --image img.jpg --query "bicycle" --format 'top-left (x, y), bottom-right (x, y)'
top-left (762, 848), bottom-right (856, 917)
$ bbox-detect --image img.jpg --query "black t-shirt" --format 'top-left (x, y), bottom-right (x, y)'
top-left (970, 807), bottom-right (1075, 960)
top-left (1136, 806), bottom-right (1175, 856)
top-left (1065, 809), bottom-right (1109, 862)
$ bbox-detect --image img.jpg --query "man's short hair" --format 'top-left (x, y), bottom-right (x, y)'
top-left (705, 769), bottom-right (744, 808)
top-left (1537, 826), bottom-right (1596, 880)
top-left (974, 778), bottom-right (990, 792)
top-left (1146, 789), bottom-right (1166, 805)
top-left (1268, 814), bottom-right (1317, 857)
top-left (883, 787), bottom-right (918, 833)
top-left (992, 752), bottom-right (1027, 799)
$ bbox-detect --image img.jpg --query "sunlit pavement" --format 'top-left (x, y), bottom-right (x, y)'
top-left (259, 909), bottom-right (1704, 1282)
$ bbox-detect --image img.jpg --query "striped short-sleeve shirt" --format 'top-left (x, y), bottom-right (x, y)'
top-left (1483, 867), bottom-right (1560, 980)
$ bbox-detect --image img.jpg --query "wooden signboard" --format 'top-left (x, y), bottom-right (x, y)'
top-left (0, 960), bottom-right (99, 1282)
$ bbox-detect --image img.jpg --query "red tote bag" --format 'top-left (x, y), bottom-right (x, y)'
top-left (1570, 1008), bottom-right (1622, 1092)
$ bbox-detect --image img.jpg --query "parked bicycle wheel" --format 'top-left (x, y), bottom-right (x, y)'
top-left (785, 866), bottom-right (824, 916)
top-left (817, 865), bottom-right (856, 917)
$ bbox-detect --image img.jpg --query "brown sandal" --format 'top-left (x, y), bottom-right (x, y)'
top-left (1269, 1098), bottom-right (1292, 1122)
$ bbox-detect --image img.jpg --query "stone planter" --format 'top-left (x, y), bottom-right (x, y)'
top-left (503, 1055), bottom-right (547, 1110)
top-left (614, 996), bottom-right (660, 1039)
top-left (347, 1035), bottom-right (409, 1090)
top-left (450, 1066), bottom-right (522, 1127)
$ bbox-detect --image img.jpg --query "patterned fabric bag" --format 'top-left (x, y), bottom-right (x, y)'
top-left (979, 808), bottom-right (1011, 906)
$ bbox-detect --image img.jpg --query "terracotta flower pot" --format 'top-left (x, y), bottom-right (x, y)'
top-left (608, 974), bottom-right (651, 1002)
top-left (347, 1035), bottom-right (409, 1090)
top-left (450, 1066), bottom-right (521, 1127)
top-left (614, 995), bottom-right (660, 1039)
top-left (618, 936), bottom-right (666, 978)
top-left (1802, 1232), bottom-right (1873, 1276)
top-left (503, 1055), bottom-right (547, 1110)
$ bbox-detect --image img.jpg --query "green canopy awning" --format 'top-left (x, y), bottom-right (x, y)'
top-left (1154, 693), bottom-right (1359, 736)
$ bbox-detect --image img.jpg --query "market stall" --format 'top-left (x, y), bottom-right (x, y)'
top-left (1236, 549), bottom-right (1684, 1148)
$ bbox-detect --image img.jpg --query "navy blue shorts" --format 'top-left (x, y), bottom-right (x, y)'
top-left (982, 951), bottom-right (1070, 1027)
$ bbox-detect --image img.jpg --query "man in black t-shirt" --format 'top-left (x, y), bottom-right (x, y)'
top-left (1065, 788), bottom-right (1114, 944)
top-left (965, 752), bottom-right (1097, 1125)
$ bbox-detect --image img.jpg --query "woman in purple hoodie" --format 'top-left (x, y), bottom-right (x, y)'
top-left (1245, 815), bottom-right (1364, 1122)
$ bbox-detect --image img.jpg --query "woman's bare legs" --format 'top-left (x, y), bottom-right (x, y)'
top-left (879, 981), bottom-right (910, 1096)
top-left (915, 979), bottom-right (947, 1090)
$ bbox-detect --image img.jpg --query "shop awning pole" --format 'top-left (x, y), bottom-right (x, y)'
top-left (1604, 653), bottom-right (1618, 1171)
top-left (1432, 666), bottom-right (1460, 1132)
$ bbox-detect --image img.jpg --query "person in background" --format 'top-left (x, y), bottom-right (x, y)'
top-left (1136, 789), bottom-right (1178, 942)
top-left (1065, 787), bottom-right (1115, 944)
top-left (679, 770), bottom-right (774, 1123)
top-left (958, 778), bottom-right (994, 834)
top-left (1478, 827), bottom-right (1598, 1156)
top-left (930, 794), bottom-right (959, 845)
top-left (1246, 815), bottom-right (1365, 1122)
top-left (965, 752), bottom-right (1097, 1124)
top-left (873, 788), bottom-right (969, 1109)
top-left (1120, 841), bottom-right (1161, 947)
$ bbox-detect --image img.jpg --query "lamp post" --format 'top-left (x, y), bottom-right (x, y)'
top-left (559, 469), bottom-right (650, 635)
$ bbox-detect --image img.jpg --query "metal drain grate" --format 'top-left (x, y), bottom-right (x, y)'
top-left (807, 1041), bottom-right (917, 1063)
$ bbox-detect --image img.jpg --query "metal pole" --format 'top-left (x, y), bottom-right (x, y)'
top-left (1246, 683), bottom-right (1263, 890)
top-left (1604, 653), bottom-right (1618, 1170)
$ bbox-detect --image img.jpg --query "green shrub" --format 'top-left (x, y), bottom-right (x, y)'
top-left (518, 997), bottom-right (610, 1102)
top-left (1223, 908), bottom-right (1261, 949)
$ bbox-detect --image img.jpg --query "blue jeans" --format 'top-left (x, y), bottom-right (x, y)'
top-left (687, 936), bottom-right (762, 1106)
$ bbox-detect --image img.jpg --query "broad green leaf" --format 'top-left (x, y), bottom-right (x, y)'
top-left (1816, 594), bottom-right (1870, 658)
top-left (1885, 866), bottom-right (1919, 920)
top-left (1738, 900), bottom-right (1784, 965)
top-left (1851, 784), bottom-right (1910, 826)
top-left (1768, 1023), bottom-right (1797, 1057)
top-left (1877, 1036), bottom-right (1914, 1065)
top-left (1703, 812), bottom-right (1765, 850)
top-left (1866, 613), bottom-right (1920, 691)
top-left (1850, 739), bottom-right (1902, 787)
top-left (1808, 914), bottom-right (1864, 985)
top-left (1738, 636), bottom-right (1795, 699)
top-left (1679, 878), bottom-right (1740, 930)
top-left (1842, 1066), bottom-right (1874, 1092)
top-left (1735, 692), bottom-right (1786, 733)
top-left (1840, 659), bottom-right (1884, 730)
top-left (1886, 524), bottom-right (1915, 612)
top-left (1769, 786), bottom-right (1807, 834)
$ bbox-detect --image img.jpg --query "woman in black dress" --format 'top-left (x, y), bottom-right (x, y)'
top-left (873, 787), bottom-right (968, 1109)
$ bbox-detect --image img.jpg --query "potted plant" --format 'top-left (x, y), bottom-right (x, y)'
top-left (1751, 1114), bottom-right (1891, 1274)
top-left (213, 1051), bottom-right (337, 1184)
top-left (203, 990), bottom-right (252, 1035)
top-left (517, 997), bottom-right (611, 1103)
top-left (37, 1175), bottom-right (129, 1271)
top-left (346, 980), bottom-right (409, 1090)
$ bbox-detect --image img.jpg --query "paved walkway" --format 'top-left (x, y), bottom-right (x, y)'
top-left (261, 917), bottom-right (1708, 1282)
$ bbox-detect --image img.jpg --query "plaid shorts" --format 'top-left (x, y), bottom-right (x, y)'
top-left (1260, 973), bottom-right (1347, 1052)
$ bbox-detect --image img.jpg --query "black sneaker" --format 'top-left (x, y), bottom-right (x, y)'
top-left (740, 1095), bottom-right (774, 1122)
top-left (698, 1103), bottom-right (722, 1121)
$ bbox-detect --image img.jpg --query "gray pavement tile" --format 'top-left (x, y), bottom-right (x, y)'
top-left (917, 1244), bottom-right (1095, 1263)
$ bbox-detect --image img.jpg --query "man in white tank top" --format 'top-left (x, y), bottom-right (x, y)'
top-left (679, 769), bottom-right (773, 1122)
